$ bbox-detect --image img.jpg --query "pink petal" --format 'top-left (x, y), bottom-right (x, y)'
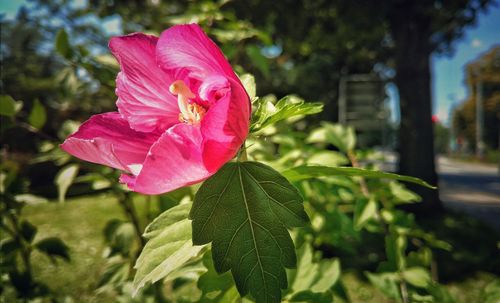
top-left (123, 123), bottom-right (211, 195)
top-left (110, 33), bottom-right (179, 132)
top-left (61, 112), bottom-right (158, 173)
top-left (156, 24), bottom-right (239, 82)
top-left (201, 78), bottom-right (250, 172)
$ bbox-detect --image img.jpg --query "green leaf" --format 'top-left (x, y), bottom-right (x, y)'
top-left (198, 251), bottom-right (239, 303)
top-left (389, 182), bottom-right (421, 203)
top-left (103, 220), bottom-right (135, 256)
top-left (55, 164), bottom-right (79, 203)
top-left (307, 151), bottom-right (349, 167)
top-left (402, 267), bottom-right (431, 288)
top-left (190, 161), bottom-right (309, 303)
top-left (251, 96), bottom-right (323, 132)
top-left (289, 291), bottom-right (332, 303)
top-left (133, 203), bottom-right (205, 295)
top-left (481, 279), bottom-right (500, 303)
top-left (0, 95), bottom-right (22, 117)
top-left (14, 194), bottom-right (48, 205)
top-left (282, 165), bottom-right (436, 189)
top-left (239, 73), bottom-right (257, 102)
top-left (35, 237), bottom-right (70, 261)
top-left (28, 99), bottom-right (47, 129)
top-left (97, 257), bottom-right (130, 288)
top-left (385, 233), bottom-right (407, 271)
top-left (365, 271), bottom-right (401, 301)
top-left (55, 29), bottom-right (73, 59)
top-left (288, 243), bottom-right (340, 296)
top-left (353, 198), bottom-right (378, 230)
top-left (307, 123), bottom-right (356, 153)
top-left (20, 221), bottom-right (37, 243)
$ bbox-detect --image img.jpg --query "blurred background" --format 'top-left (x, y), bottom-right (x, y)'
top-left (1, 0), bottom-right (499, 302)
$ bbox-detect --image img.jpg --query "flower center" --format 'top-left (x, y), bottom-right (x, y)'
top-left (169, 80), bottom-right (206, 125)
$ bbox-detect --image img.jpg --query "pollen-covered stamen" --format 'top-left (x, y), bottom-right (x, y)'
top-left (169, 80), bottom-right (206, 125)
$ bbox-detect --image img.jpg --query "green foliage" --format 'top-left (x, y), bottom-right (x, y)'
top-left (198, 252), bottom-right (240, 303)
top-left (3, 1), bottom-right (496, 301)
top-left (251, 95), bottom-right (323, 133)
top-left (402, 267), bottom-right (431, 288)
top-left (286, 242), bottom-right (340, 301)
top-left (55, 164), bottom-right (79, 203)
top-left (365, 271), bottom-right (401, 301)
top-left (481, 279), bottom-right (500, 303)
top-left (28, 99), bottom-right (47, 129)
top-left (239, 73), bottom-right (257, 102)
top-left (0, 95), bottom-right (22, 117)
top-left (307, 122), bottom-right (356, 153)
top-left (353, 197), bottom-right (378, 230)
top-left (282, 165), bottom-right (436, 188)
top-left (190, 162), bottom-right (309, 302)
top-left (133, 203), bottom-right (205, 294)
top-left (35, 237), bottom-right (71, 262)
top-left (55, 29), bottom-right (73, 59)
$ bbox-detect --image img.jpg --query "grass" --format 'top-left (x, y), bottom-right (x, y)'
top-left (20, 194), bottom-right (500, 302)
top-left (23, 193), bottom-right (124, 302)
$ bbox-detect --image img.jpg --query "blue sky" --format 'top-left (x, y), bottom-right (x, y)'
top-left (432, 5), bottom-right (500, 124)
top-left (1, 1), bottom-right (499, 126)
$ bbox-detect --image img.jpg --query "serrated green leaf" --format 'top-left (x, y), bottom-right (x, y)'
top-left (55, 164), bottom-right (79, 203)
top-left (28, 99), bottom-right (47, 129)
top-left (55, 29), bottom-right (73, 59)
top-left (0, 95), bottom-right (22, 117)
top-left (402, 267), bottom-right (431, 288)
top-left (133, 203), bottom-right (205, 295)
top-left (354, 198), bottom-right (378, 230)
top-left (282, 165), bottom-right (436, 189)
top-left (190, 161), bottom-right (309, 303)
top-left (251, 96), bottom-right (323, 132)
top-left (35, 237), bottom-right (70, 261)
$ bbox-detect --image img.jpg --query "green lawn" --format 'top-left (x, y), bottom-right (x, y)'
top-left (24, 194), bottom-right (124, 302)
top-left (22, 195), bottom-right (498, 302)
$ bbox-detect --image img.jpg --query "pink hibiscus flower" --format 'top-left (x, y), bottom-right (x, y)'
top-left (61, 24), bottom-right (250, 194)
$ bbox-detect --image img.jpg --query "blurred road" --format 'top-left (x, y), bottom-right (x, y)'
top-left (437, 156), bottom-right (500, 230)
top-left (376, 152), bottom-right (500, 229)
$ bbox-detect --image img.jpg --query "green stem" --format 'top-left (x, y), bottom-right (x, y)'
top-left (347, 150), bottom-right (409, 303)
top-left (238, 143), bottom-right (248, 162)
top-left (116, 191), bottom-right (146, 251)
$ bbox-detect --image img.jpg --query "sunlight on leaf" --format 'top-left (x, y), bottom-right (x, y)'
top-left (133, 203), bottom-right (205, 295)
top-left (55, 164), bottom-right (79, 203)
top-left (251, 96), bottom-right (323, 133)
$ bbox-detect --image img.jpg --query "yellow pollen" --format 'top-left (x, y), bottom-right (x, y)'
top-left (169, 80), bottom-right (206, 125)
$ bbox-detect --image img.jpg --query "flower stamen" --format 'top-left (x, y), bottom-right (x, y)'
top-left (169, 80), bottom-right (206, 125)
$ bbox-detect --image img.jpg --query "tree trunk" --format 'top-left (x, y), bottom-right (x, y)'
top-left (391, 12), bottom-right (442, 214)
